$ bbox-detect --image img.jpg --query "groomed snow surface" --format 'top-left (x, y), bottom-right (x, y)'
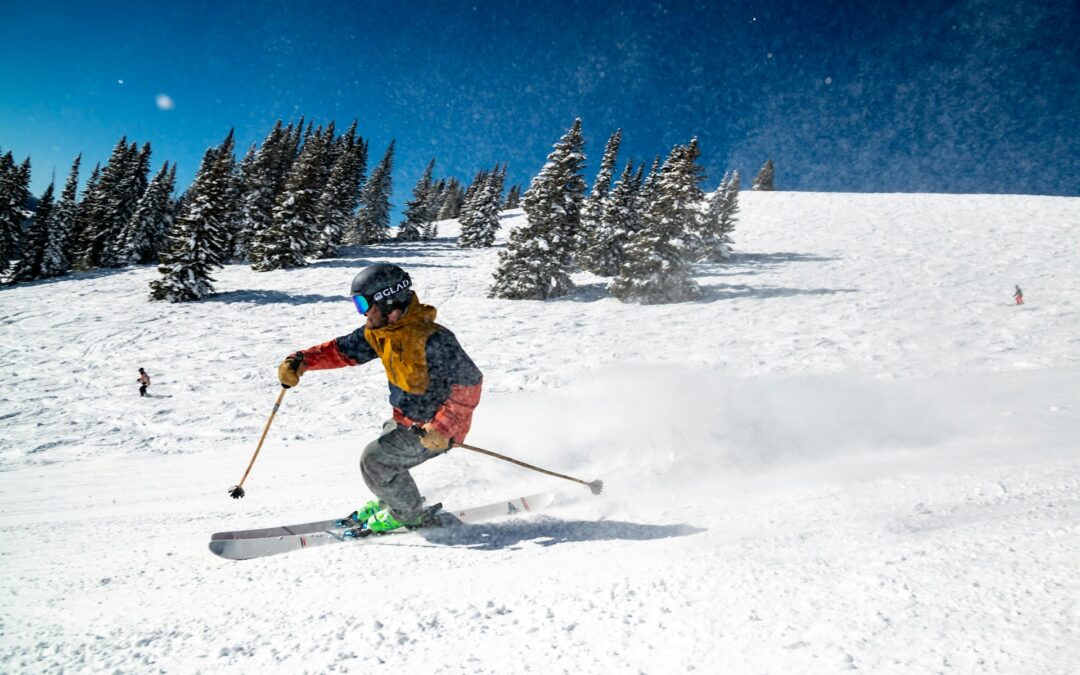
top-left (1, 192), bottom-right (1078, 673)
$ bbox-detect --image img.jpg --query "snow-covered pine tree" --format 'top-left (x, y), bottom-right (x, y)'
top-left (0, 152), bottom-right (32, 275)
top-left (421, 178), bottom-right (446, 240)
top-left (456, 168), bottom-right (489, 245)
top-left (579, 129), bottom-right (622, 262)
top-left (610, 141), bottom-right (703, 304)
top-left (700, 169), bottom-right (739, 262)
top-left (118, 162), bottom-right (174, 264)
top-left (460, 166), bottom-right (503, 248)
top-left (68, 162), bottom-right (99, 268)
top-left (239, 123), bottom-right (288, 265)
top-left (150, 133), bottom-right (235, 302)
top-left (226, 144), bottom-right (259, 262)
top-left (312, 122), bottom-right (365, 258)
top-left (480, 163), bottom-right (507, 244)
top-left (639, 155), bottom-right (662, 207)
top-left (45, 153), bottom-right (81, 277)
top-left (489, 119), bottom-right (587, 299)
top-left (253, 125), bottom-right (328, 269)
top-left (752, 159), bottom-right (774, 191)
top-left (8, 181), bottom-right (57, 283)
top-left (316, 121), bottom-right (337, 187)
top-left (580, 160), bottom-right (639, 276)
top-left (158, 163), bottom-right (179, 255)
top-left (437, 178), bottom-right (465, 221)
top-left (503, 184), bottom-right (521, 209)
top-left (77, 137), bottom-right (132, 268)
top-left (351, 140), bottom-right (394, 245)
top-left (101, 142), bottom-right (152, 267)
top-left (397, 158), bottom-right (434, 241)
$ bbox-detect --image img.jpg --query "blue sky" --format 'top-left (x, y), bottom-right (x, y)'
top-left (1, 0), bottom-right (1076, 214)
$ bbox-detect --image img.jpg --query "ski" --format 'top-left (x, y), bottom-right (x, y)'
top-left (208, 492), bottom-right (555, 560)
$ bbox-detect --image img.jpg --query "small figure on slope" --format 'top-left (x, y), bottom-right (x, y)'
top-left (138, 368), bottom-right (151, 397)
top-left (1014, 285), bottom-right (1024, 305)
top-left (277, 263), bottom-right (482, 534)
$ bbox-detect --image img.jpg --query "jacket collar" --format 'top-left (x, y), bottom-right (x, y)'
top-left (367, 294), bottom-right (436, 337)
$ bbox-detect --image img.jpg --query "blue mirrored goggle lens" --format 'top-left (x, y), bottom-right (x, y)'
top-left (352, 294), bottom-right (371, 315)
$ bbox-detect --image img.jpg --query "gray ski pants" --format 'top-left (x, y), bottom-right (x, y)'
top-left (360, 419), bottom-right (434, 522)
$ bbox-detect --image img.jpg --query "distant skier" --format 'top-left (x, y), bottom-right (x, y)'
top-left (1014, 285), bottom-right (1024, 305)
top-left (278, 263), bottom-right (482, 535)
top-left (138, 368), bottom-right (151, 397)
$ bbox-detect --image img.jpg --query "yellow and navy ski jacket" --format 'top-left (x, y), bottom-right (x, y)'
top-left (297, 295), bottom-right (482, 442)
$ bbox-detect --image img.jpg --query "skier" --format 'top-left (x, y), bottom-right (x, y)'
top-left (137, 368), bottom-right (150, 397)
top-left (1014, 285), bottom-right (1024, 305)
top-left (277, 263), bottom-right (482, 534)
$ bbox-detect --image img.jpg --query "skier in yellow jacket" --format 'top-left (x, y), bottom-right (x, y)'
top-left (278, 263), bottom-right (482, 534)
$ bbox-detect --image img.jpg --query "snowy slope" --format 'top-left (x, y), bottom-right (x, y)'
top-left (0, 192), bottom-right (1077, 673)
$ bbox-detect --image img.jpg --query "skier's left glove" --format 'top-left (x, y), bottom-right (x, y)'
top-left (418, 423), bottom-right (451, 453)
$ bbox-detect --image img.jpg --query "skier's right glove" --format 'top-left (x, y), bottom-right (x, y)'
top-left (277, 351), bottom-right (306, 388)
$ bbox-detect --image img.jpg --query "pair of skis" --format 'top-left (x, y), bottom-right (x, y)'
top-left (209, 492), bottom-right (555, 560)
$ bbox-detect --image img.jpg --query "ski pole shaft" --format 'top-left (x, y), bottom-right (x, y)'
top-left (444, 436), bottom-right (600, 494)
top-left (229, 387), bottom-right (287, 499)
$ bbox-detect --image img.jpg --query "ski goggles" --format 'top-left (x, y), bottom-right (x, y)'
top-left (352, 294), bottom-right (373, 315)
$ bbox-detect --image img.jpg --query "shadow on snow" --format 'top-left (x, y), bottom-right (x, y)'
top-left (200, 289), bottom-right (343, 305)
top-left (415, 517), bottom-right (704, 551)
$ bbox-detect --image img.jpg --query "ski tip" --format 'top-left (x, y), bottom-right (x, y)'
top-left (208, 540), bottom-right (250, 561)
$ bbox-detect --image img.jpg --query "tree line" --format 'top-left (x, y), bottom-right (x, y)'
top-left (1, 119), bottom-right (773, 305)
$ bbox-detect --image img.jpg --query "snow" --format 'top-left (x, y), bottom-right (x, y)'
top-left (1, 192), bottom-right (1078, 673)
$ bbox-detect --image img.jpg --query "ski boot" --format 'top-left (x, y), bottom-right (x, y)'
top-left (335, 499), bottom-right (382, 528)
top-left (346, 504), bottom-right (445, 538)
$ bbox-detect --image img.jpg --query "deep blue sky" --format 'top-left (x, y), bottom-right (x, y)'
top-left (1, 0), bottom-right (1076, 215)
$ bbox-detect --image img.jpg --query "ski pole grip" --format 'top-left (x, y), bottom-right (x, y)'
top-left (410, 424), bottom-right (456, 450)
top-left (288, 351), bottom-right (304, 371)
top-left (281, 351), bottom-right (304, 389)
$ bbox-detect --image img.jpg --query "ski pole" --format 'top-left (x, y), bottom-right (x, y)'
top-left (229, 355), bottom-right (302, 499)
top-left (414, 427), bottom-right (603, 495)
top-left (228, 387), bottom-right (286, 499)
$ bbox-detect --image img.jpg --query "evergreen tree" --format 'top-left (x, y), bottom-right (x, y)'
top-left (580, 161), bottom-right (641, 276)
top-left (398, 158), bottom-right (434, 241)
top-left (118, 162), bottom-right (175, 264)
top-left (437, 178), bottom-right (465, 221)
top-left (421, 178), bottom-right (447, 240)
top-left (459, 166), bottom-right (503, 248)
top-left (456, 168), bottom-right (489, 243)
top-left (226, 144), bottom-right (259, 262)
top-left (752, 159), bottom-right (775, 191)
top-left (78, 137), bottom-right (149, 268)
top-left (312, 123), bottom-right (365, 258)
top-left (351, 140), bottom-right (394, 244)
top-left (701, 169), bottom-right (740, 262)
top-left (239, 122), bottom-right (288, 265)
top-left (254, 125), bottom-right (328, 269)
top-left (503, 184), bottom-right (522, 209)
top-left (489, 119), bottom-right (587, 299)
top-left (0, 153), bottom-right (32, 274)
top-left (580, 129), bottom-right (622, 260)
top-left (639, 155), bottom-right (662, 206)
top-left (69, 162), bottom-right (100, 267)
top-left (150, 133), bottom-right (235, 302)
top-left (610, 141), bottom-right (703, 304)
top-left (101, 141), bottom-right (152, 267)
top-left (47, 153), bottom-right (81, 277)
top-left (456, 171), bottom-right (483, 246)
top-left (8, 182), bottom-right (58, 283)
